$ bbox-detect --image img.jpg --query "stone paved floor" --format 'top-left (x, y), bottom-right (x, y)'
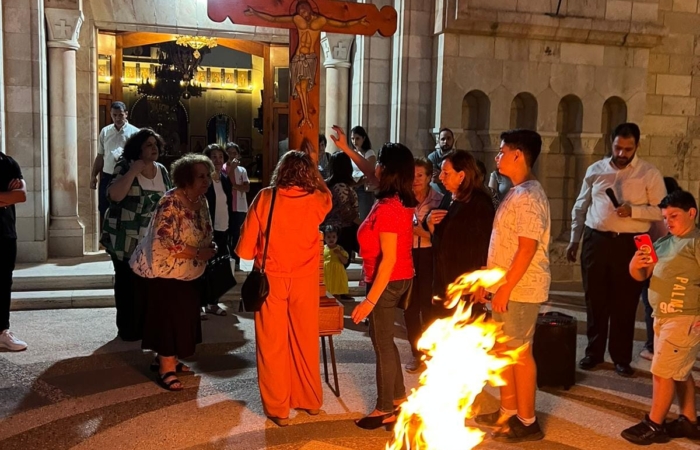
top-left (0, 305), bottom-right (698, 450)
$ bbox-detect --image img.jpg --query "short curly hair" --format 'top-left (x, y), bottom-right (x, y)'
top-left (203, 143), bottom-right (229, 163)
top-left (271, 150), bottom-right (318, 193)
top-left (122, 128), bottom-right (164, 162)
top-left (170, 153), bottom-right (215, 189)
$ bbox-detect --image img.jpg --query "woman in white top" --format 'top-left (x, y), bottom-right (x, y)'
top-left (130, 154), bottom-right (216, 391)
top-left (350, 126), bottom-right (376, 220)
top-left (203, 144), bottom-right (234, 316)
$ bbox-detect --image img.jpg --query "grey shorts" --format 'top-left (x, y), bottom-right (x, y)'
top-left (492, 301), bottom-right (542, 349)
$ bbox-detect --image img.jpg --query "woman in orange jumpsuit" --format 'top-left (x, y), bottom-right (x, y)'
top-left (236, 150), bottom-right (332, 427)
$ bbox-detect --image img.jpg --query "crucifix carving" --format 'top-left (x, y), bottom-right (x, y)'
top-left (214, 95), bottom-right (226, 111)
top-left (54, 19), bottom-right (72, 39)
top-left (208, 0), bottom-right (397, 162)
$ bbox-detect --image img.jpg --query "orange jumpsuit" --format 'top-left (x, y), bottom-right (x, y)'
top-left (236, 186), bottom-right (332, 419)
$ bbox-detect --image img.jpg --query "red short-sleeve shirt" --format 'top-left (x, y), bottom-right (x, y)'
top-left (357, 195), bottom-right (415, 283)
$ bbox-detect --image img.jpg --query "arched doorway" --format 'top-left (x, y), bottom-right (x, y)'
top-left (552, 95), bottom-right (584, 240)
top-left (510, 92), bottom-right (538, 130)
top-left (462, 90), bottom-right (490, 155)
top-left (600, 96), bottom-right (627, 155)
top-left (130, 95), bottom-right (189, 166)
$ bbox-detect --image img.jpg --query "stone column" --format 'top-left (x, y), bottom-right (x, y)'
top-left (321, 33), bottom-right (354, 153)
top-left (45, 8), bottom-right (85, 257)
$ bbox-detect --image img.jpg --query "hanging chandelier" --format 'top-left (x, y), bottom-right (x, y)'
top-left (137, 42), bottom-right (206, 105)
top-left (175, 35), bottom-right (218, 59)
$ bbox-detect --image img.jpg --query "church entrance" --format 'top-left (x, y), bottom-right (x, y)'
top-left (96, 31), bottom-right (289, 182)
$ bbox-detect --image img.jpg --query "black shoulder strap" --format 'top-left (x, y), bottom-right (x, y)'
top-left (259, 188), bottom-right (277, 273)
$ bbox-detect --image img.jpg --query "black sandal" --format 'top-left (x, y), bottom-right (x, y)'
top-left (157, 371), bottom-right (183, 391)
top-left (149, 358), bottom-right (193, 375)
top-left (355, 412), bottom-right (396, 430)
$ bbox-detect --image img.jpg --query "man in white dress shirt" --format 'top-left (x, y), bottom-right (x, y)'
top-left (566, 123), bottom-right (666, 377)
top-left (90, 102), bottom-right (140, 227)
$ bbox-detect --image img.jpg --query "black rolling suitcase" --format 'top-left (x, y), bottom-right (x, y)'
top-left (533, 311), bottom-right (577, 390)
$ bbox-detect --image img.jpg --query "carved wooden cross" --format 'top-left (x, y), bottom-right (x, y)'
top-left (208, 0), bottom-right (397, 161)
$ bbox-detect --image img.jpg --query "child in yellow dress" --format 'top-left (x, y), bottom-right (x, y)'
top-left (323, 225), bottom-right (350, 299)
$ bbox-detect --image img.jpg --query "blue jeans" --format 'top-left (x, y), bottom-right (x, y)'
top-left (367, 279), bottom-right (411, 412)
top-left (641, 280), bottom-right (654, 352)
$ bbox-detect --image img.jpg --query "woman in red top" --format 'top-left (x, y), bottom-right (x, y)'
top-left (332, 127), bottom-right (417, 430)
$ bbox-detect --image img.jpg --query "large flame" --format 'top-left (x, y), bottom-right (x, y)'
top-left (388, 268), bottom-right (521, 450)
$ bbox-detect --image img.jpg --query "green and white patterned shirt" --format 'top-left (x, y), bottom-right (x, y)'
top-left (100, 159), bottom-right (172, 261)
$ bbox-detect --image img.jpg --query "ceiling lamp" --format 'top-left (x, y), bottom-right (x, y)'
top-left (137, 42), bottom-right (205, 105)
top-left (175, 35), bottom-right (218, 59)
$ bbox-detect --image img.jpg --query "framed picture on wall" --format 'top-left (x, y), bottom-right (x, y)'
top-left (237, 137), bottom-right (252, 157)
top-left (190, 135), bottom-right (206, 154)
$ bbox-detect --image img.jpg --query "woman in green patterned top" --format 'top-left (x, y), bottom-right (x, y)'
top-left (101, 128), bottom-right (172, 341)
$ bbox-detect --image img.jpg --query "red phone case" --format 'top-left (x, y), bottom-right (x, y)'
top-left (634, 234), bottom-right (658, 263)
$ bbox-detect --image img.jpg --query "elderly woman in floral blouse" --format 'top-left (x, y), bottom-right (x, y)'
top-left (101, 128), bottom-right (171, 341)
top-left (130, 154), bottom-right (217, 391)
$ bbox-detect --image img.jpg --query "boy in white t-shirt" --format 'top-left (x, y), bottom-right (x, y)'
top-left (476, 129), bottom-right (551, 443)
top-left (224, 143), bottom-right (250, 266)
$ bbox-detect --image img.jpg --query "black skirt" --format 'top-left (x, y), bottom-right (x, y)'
top-left (138, 276), bottom-right (203, 358)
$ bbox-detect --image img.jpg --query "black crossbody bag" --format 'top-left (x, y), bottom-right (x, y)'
top-left (241, 188), bottom-right (277, 312)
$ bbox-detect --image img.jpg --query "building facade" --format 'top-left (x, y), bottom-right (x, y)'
top-left (0, 0), bottom-right (697, 282)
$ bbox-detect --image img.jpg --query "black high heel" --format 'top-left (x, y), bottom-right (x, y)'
top-left (355, 412), bottom-right (396, 430)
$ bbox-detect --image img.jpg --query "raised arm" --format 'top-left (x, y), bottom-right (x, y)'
top-left (244, 7), bottom-right (294, 23)
top-left (330, 125), bottom-right (379, 186)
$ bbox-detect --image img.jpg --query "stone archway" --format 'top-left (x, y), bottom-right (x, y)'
top-left (509, 92), bottom-right (538, 131)
top-left (73, 0), bottom-right (290, 252)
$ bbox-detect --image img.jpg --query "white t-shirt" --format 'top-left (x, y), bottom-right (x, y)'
top-left (487, 180), bottom-right (551, 303)
top-left (98, 122), bottom-right (140, 175)
top-left (351, 149), bottom-right (376, 182)
top-left (228, 166), bottom-right (250, 212)
top-left (136, 164), bottom-right (167, 240)
top-left (212, 180), bottom-right (229, 232)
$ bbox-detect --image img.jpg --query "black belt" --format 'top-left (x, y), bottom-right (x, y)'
top-left (587, 226), bottom-right (638, 239)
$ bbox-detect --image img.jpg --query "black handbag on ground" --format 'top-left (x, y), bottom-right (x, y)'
top-left (202, 254), bottom-right (237, 305)
top-left (241, 188), bottom-right (277, 312)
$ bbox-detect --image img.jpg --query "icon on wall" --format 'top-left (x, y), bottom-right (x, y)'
top-left (190, 135), bottom-right (206, 153)
top-left (237, 137), bottom-right (252, 157)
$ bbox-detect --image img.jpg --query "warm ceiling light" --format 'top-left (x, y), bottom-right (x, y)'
top-left (175, 35), bottom-right (218, 58)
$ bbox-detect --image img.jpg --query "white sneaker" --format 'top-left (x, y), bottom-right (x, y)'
top-left (0, 329), bottom-right (27, 351)
top-left (639, 349), bottom-right (653, 361)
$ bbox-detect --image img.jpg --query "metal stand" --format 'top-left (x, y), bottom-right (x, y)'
top-left (321, 334), bottom-right (340, 397)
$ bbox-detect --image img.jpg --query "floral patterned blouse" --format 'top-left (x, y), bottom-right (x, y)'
top-left (324, 182), bottom-right (359, 228)
top-left (130, 190), bottom-right (213, 281)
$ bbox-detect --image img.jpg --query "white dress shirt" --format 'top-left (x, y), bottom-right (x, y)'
top-left (98, 122), bottom-right (140, 175)
top-left (570, 155), bottom-right (666, 243)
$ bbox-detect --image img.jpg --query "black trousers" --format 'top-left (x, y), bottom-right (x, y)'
top-left (205, 230), bottom-right (231, 306)
top-left (228, 211), bottom-right (246, 263)
top-left (111, 256), bottom-right (143, 341)
top-left (581, 227), bottom-right (643, 365)
top-left (0, 237), bottom-right (17, 331)
top-left (404, 247), bottom-right (436, 357)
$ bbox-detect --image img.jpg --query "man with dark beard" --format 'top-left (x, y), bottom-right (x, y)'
top-left (567, 123), bottom-right (666, 377)
top-left (427, 128), bottom-right (455, 194)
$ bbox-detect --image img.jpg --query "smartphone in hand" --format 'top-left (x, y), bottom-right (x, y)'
top-left (634, 234), bottom-right (658, 263)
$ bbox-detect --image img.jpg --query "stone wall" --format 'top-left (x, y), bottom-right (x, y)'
top-left (643, 0), bottom-right (700, 197)
top-left (2, 0), bottom-right (50, 262)
top-left (432, 0), bottom-right (665, 281)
